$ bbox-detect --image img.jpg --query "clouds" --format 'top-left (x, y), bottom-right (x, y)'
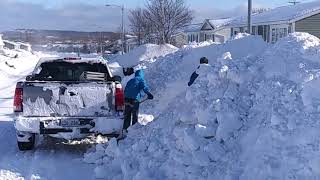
top-left (192, 4), bottom-right (248, 22)
top-left (0, 0), bottom-right (273, 32)
top-left (0, 0), bottom-right (126, 32)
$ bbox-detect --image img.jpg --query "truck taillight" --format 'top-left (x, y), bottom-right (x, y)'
top-left (115, 84), bottom-right (124, 111)
top-left (14, 88), bottom-right (23, 112)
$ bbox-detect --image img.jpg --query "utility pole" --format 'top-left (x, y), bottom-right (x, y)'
top-left (106, 4), bottom-right (125, 55)
top-left (248, 0), bottom-right (252, 34)
top-left (121, 5), bottom-right (125, 54)
top-left (289, 0), bottom-right (300, 5)
top-left (100, 31), bottom-right (103, 54)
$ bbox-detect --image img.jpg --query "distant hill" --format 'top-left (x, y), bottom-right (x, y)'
top-left (1, 29), bottom-right (120, 45)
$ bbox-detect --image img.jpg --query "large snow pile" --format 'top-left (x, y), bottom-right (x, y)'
top-left (114, 43), bottom-right (178, 68)
top-left (85, 32), bottom-right (320, 179)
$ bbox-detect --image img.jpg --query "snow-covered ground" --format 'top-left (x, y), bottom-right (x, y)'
top-left (84, 33), bottom-right (320, 180)
top-left (0, 50), bottom-right (97, 180)
top-left (2, 32), bottom-right (320, 180)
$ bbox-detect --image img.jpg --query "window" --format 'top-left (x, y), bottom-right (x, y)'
top-left (271, 28), bottom-right (276, 43)
top-left (207, 34), bottom-right (211, 41)
top-left (240, 27), bottom-right (244, 33)
top-left (35, 62), bottom-right (109, 81)
top-left (257, 26), bottom-right (264, 36)
top-left (279, 28), bottom-right (287, 38)
top-left (252, 26), bottom-right (256, 35)
top-left (288, 24), bottom-right (292, 34)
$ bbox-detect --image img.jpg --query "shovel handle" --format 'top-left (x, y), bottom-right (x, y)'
top-left (140, 98), bottom-right (149, 103)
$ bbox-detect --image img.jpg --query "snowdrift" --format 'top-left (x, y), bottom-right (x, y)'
top-left (114, 44), bottom-right (179, 68)
top-left (85, 33), bottom-right (320, 180)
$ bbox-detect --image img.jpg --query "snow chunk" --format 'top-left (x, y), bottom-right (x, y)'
top-left (0, 170), bottom-right (24, 180)
top-left (231, 33), bottom-right (250, 40)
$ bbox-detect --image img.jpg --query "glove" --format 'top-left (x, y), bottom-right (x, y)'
top-left (147, 93), bottom-right (154, 100)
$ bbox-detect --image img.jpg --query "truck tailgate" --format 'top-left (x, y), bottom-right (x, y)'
top-left (22, 82), bottom-right (114, 117)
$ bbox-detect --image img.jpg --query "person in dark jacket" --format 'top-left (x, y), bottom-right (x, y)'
top-left (188, 57), bottom-right (209, 86)
top-left (123, 69), bottom-right (154, 131)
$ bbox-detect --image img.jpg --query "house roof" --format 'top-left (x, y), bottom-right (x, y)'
top-left (183, 23), bottom-right (203, 33)
top-left (207, 18), bottom-right (233, 29)
top-left (230, 0), bottom-right (320, 27)
top-left (17, 42), bottom-right (31, 47)
top-left (3, 40), bottom-right (20, 47)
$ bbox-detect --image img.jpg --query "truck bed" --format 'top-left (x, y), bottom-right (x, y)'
top-left (21, 81), bottom-right (115, 117)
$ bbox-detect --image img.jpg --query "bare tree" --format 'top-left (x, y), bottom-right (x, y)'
top-left (144, 0), bottom-right (193, 44)
top-left (128, 8), bottom-right (146, 45)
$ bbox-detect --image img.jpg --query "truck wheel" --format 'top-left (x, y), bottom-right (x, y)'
top-left (17, 134), bottom-right (35, 151)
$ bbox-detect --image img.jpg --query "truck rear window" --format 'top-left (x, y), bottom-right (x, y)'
top-left (33, 61), bottom-right (111, 81)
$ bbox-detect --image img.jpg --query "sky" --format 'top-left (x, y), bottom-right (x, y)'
top-left (0, 0), bottom-right (316, 32)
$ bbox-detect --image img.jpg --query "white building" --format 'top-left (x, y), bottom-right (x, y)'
top-left (3, 40), bottom-right (20, 50)
top-left (0, 34), bottom-right (4, 50)
top-left (172, 18), bottom-right (232, 47)
top-left (229, 1), bottom-right (320, 43)
top-left (196, 18), bottom-right (232, 43)
top-left (18, 42), bottom-right (32, 52)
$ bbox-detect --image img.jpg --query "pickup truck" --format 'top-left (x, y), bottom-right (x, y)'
top-left (13, 57), bottom-right (125, 151)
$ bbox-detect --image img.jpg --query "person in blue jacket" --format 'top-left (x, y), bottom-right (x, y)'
top-left (123, 69), bottom-right (154, 132)
top-left (188, 57), bottom-right (209, 86)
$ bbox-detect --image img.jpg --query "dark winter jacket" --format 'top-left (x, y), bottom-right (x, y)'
top-left (124, 70), bottom-right (152, 101)
top-left (188, 66), bottom-right (200, 86)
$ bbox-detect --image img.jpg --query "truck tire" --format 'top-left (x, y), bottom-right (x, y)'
top-left (17, 134), bottom-right (35, 151)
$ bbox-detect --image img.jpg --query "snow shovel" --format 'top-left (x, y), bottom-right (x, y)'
top-left (117, 97), bottom-right (150, 142)
top-left (140, 97), bottom-right (149, 104)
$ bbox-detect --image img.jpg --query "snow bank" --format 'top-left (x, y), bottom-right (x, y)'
top-left (84, 34), bottom-right (267, 179)
top-left (231, 33), bottom-right (251, 40)
top-left (182, 40), bottom-right (219, 49)
top-left (0, 170), bottom-right (23, 180)
top-left (115, 44), bottom-right (178, 68)
top-left (263, 32), bottom-right (320, 83)
top-left (86, 32), bottom-right (320, 180)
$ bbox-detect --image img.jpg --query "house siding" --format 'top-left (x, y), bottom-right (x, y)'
top-left (296, 13), bottom-right (320, 38)
top-left (215, 28), bottom-right (231, 43)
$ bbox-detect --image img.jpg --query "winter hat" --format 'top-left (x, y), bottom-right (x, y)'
top-left (200, 57), bottom-right (209, 64)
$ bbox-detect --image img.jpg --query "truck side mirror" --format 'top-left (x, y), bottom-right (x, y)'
top-left (26, 75), bottom-right (34, 81)
top-left (112, 75), bottom-right (122, 82)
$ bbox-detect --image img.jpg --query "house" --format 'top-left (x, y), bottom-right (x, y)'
top-left (0, 34), bottom-right (4, 50)
top-left (18, 42), bottom-right (32, 52)
top-left (172, 23), bottom-right (203, 47)
top-left (229, 1), bottom-right (320, 43)
top-left (3, 40), bottom-right (20, 50)
top-left (197, 18), bottom-right (232, 43)
top-left (125, 34), bottom-right (139, 53)
top-left (172, 18), bottom-right (232, 47)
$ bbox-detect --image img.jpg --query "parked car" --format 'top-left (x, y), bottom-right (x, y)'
top-left (13, 57), bottom-right (124, 150)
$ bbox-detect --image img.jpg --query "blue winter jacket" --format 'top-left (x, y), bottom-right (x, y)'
top-left (124, 70), bottom-right (151, 101)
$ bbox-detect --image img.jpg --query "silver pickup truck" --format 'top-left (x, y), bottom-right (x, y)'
top-left (13, 57), bottom-right (125, 151)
